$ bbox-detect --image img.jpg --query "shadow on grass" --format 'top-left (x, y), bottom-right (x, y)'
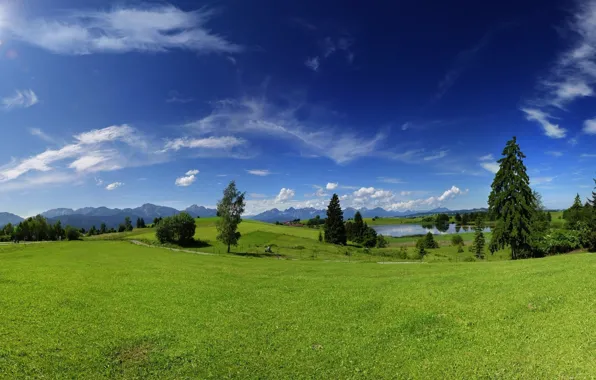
top-left (229, 251), bottom-right (288, 259)
top-left (178, 239), bottom-right (212, 249)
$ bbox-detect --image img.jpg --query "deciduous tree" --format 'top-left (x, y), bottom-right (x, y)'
top-left (216, 181), bottom-right (246, 253)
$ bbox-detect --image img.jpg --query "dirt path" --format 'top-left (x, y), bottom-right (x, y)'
top-left (129, 240), bottom-right (214, 256)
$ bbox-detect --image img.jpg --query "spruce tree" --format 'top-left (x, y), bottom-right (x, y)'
top-left (488, 137), bottom-right (535, 259)
top-left (324, 194), bottom-right (347, 245)
top-left (588, 179), bottom-right (596, 208)
top-left (472, 219), bottom-right (486, 259)
top-left (353, 211), bottom-right (365, 243)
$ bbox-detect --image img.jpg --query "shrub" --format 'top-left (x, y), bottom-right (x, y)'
top-left (65, 226), bottom-right (81, 241)
top-left (423, 232), bottom-right (439, 249)
top-left (156, 212), bottom-right (196, 245)
top-left (451, 235), bottom-right (464, 246)
top-left (376, 234), bottom-right (388, 248)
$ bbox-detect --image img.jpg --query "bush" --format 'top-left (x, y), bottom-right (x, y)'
top-left (451, 235), bottom-right (464, 246)
top-left (534, 230), bottom-right (581, 256)
top-left (423, 232), bottom-right (439, 249)
top-left (65, 226), bottom-right (81, 241)
top-left (376, 234), bottom-right (388, 248)
top-left (156, 212), bottom-right (196, 245)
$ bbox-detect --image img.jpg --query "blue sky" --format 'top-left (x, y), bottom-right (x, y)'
top-left (0, 0), bottom-right (595, 216)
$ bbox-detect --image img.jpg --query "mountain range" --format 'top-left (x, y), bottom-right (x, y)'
top-left (0, 204), bottom-right (488, 229)
top-left (246, 206), bottom-right (454, 223)
top-left (0, 204), bottom-right (217, 230)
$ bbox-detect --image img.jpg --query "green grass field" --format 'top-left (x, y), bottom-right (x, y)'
top-left (0, 241), bottom-right (594, 378)
top-left (87, 218), bottom-right (509, 262)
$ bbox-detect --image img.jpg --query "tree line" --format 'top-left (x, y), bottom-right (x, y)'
top-left (0, 216), bottom-right (81, 242)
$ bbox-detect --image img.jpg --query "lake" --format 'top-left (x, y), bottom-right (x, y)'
top-left (371, 223), bottom-right (491, 238)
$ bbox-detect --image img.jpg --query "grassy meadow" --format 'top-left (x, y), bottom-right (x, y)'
top-left (0, 241), bottom-right (595, 378)
top-left (87, 217), bottom-right (510, 262)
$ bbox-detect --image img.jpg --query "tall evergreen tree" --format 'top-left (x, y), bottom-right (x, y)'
top-left (324, 194), bottom-right (347, 245)
top-left (216, 181), bottom-right (246, 253)
top-left (353, 211), bottom-right (365, 242)
top-left (472, 218), bottom-right (486, 259)
top-left (488, 137), bottom-right (536, 259)
top-left (588, 179), bottom-right (596, 208)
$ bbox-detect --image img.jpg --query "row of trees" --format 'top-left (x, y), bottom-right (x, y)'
top-left (0, 216), bottom-right (81, 241)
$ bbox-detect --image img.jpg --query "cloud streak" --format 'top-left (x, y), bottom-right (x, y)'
top-left (2, 89), bottom-right (38, 109)
top-left (4, 5), bottom-right (241, 55)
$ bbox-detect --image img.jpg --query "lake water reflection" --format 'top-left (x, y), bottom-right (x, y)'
top-left (371, 223), bottom-right (491, 238)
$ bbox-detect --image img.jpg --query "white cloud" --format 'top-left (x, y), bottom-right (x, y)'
top-left (371, 190), bottom-right (393, 199)
top-left (305, 56), bottom-right (320, 71)
top-left (162, 136), bottom-right (246, 151)
top-left (326, 182), bottom-right (338, 190)
top-left (5, 5), bottom-right (241, 55)
top-left (95, 177), bottom-right (103, 186)
top-left (423, 150), bottom-right (449, 161)
top-left (186, 169), bottom-right (199, 176)
top-left (481, 162), bottom-right (500, 174)
top-left (0, 124), bottom-right (149, 182)
top-left (581, 153), bottom-right (596, 157)
top-left (29, 128), bottom-right (55, 143)
top-left (175, 174), bottom-right (197, 187)
top-left (2, 89), bottom-right (38, 109)
top-left (184, 97), bottom-right (386, 164)
top-left (521, 108), bottom-right (566, 138)
top-left (68, 152), bottom-right (120, 172)
top-left (166, 91), bottom-right (194, 104)
top-left (353, 187), bottom-right (376, 197)
top-left (275, 188), bottom-right (295, 202)
top-left (400, 191), bottom-right (412, 196)
top-left (545, 151), bottom-right (563, 157)
top-left (106, 182), bottom-right (123, 190)
top-left (388, 186), bottom-right (467, 211)
top-left (247, 169), bottom-right (271, 176)
top-left (479, 154), bottom-right (494, 161)
top-left (583, 118), bottom-right (596, 134)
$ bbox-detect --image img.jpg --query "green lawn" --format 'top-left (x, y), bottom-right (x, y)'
top-left (0, 241), bottom-right (594, 378)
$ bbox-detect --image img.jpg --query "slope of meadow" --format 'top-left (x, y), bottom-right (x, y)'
top-left (0, 241), bottom-right (595, 378)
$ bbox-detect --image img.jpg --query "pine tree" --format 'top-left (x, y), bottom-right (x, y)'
top-left (472, 219), bottom-right (486, 259)
top-left (353, 211), bottom-right (365, 243)
top-left (324, 194), bottom-right (347, 245)
top-left (216, 181), bottom-right (246, 253)
top-left (488, 137), bottom-right (536, 259)
top-left (588, 179), bottom-right (596, 208)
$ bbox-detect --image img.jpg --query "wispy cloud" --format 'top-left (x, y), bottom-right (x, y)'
top-left (29, 128), bottom-right (55, 143)
top-left (479, 154), bottom-right (494, 161)
top-left (247, 169), bottom-right (272, 176)
top-left (581, 153), bottom-right (596, 157)
top-left (249, 193), bottom-right (267, 199)
top-left (0, 124), bottom-right (150, 183)
top-left (377, 177), bottom-right (405, 184)
top-left (106, 182), bottom-right (123, 191)
top-left (2, 89), bottom-right (38, 109)
top-left (545, 151), bottom-right (564, 157)
top-left (433, 27), bottom-right (501, 101)
top-left (521, 108), bottom-right (567, 138)
top-left (4, 5), bottom-right (241, 55)
top-left (166, 91), bottom-right (194, 104)
top-left (326, 182), bottom-right (338, 190)
top-left (423, 150), bottom-right (449, 161)
top-left (162, 136), bottom-right (246, 152)
top-left (184, 97), bottom-right (387, 164)
top-left (531, 176), bottom-right (555, 186)
top-left (305, 56), bottom-right (320, 71)
top-left (583, 118), bottom-right (596, 134)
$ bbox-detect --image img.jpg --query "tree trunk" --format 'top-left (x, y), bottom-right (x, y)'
top-left (227, 243), bottom-right (230, 253)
